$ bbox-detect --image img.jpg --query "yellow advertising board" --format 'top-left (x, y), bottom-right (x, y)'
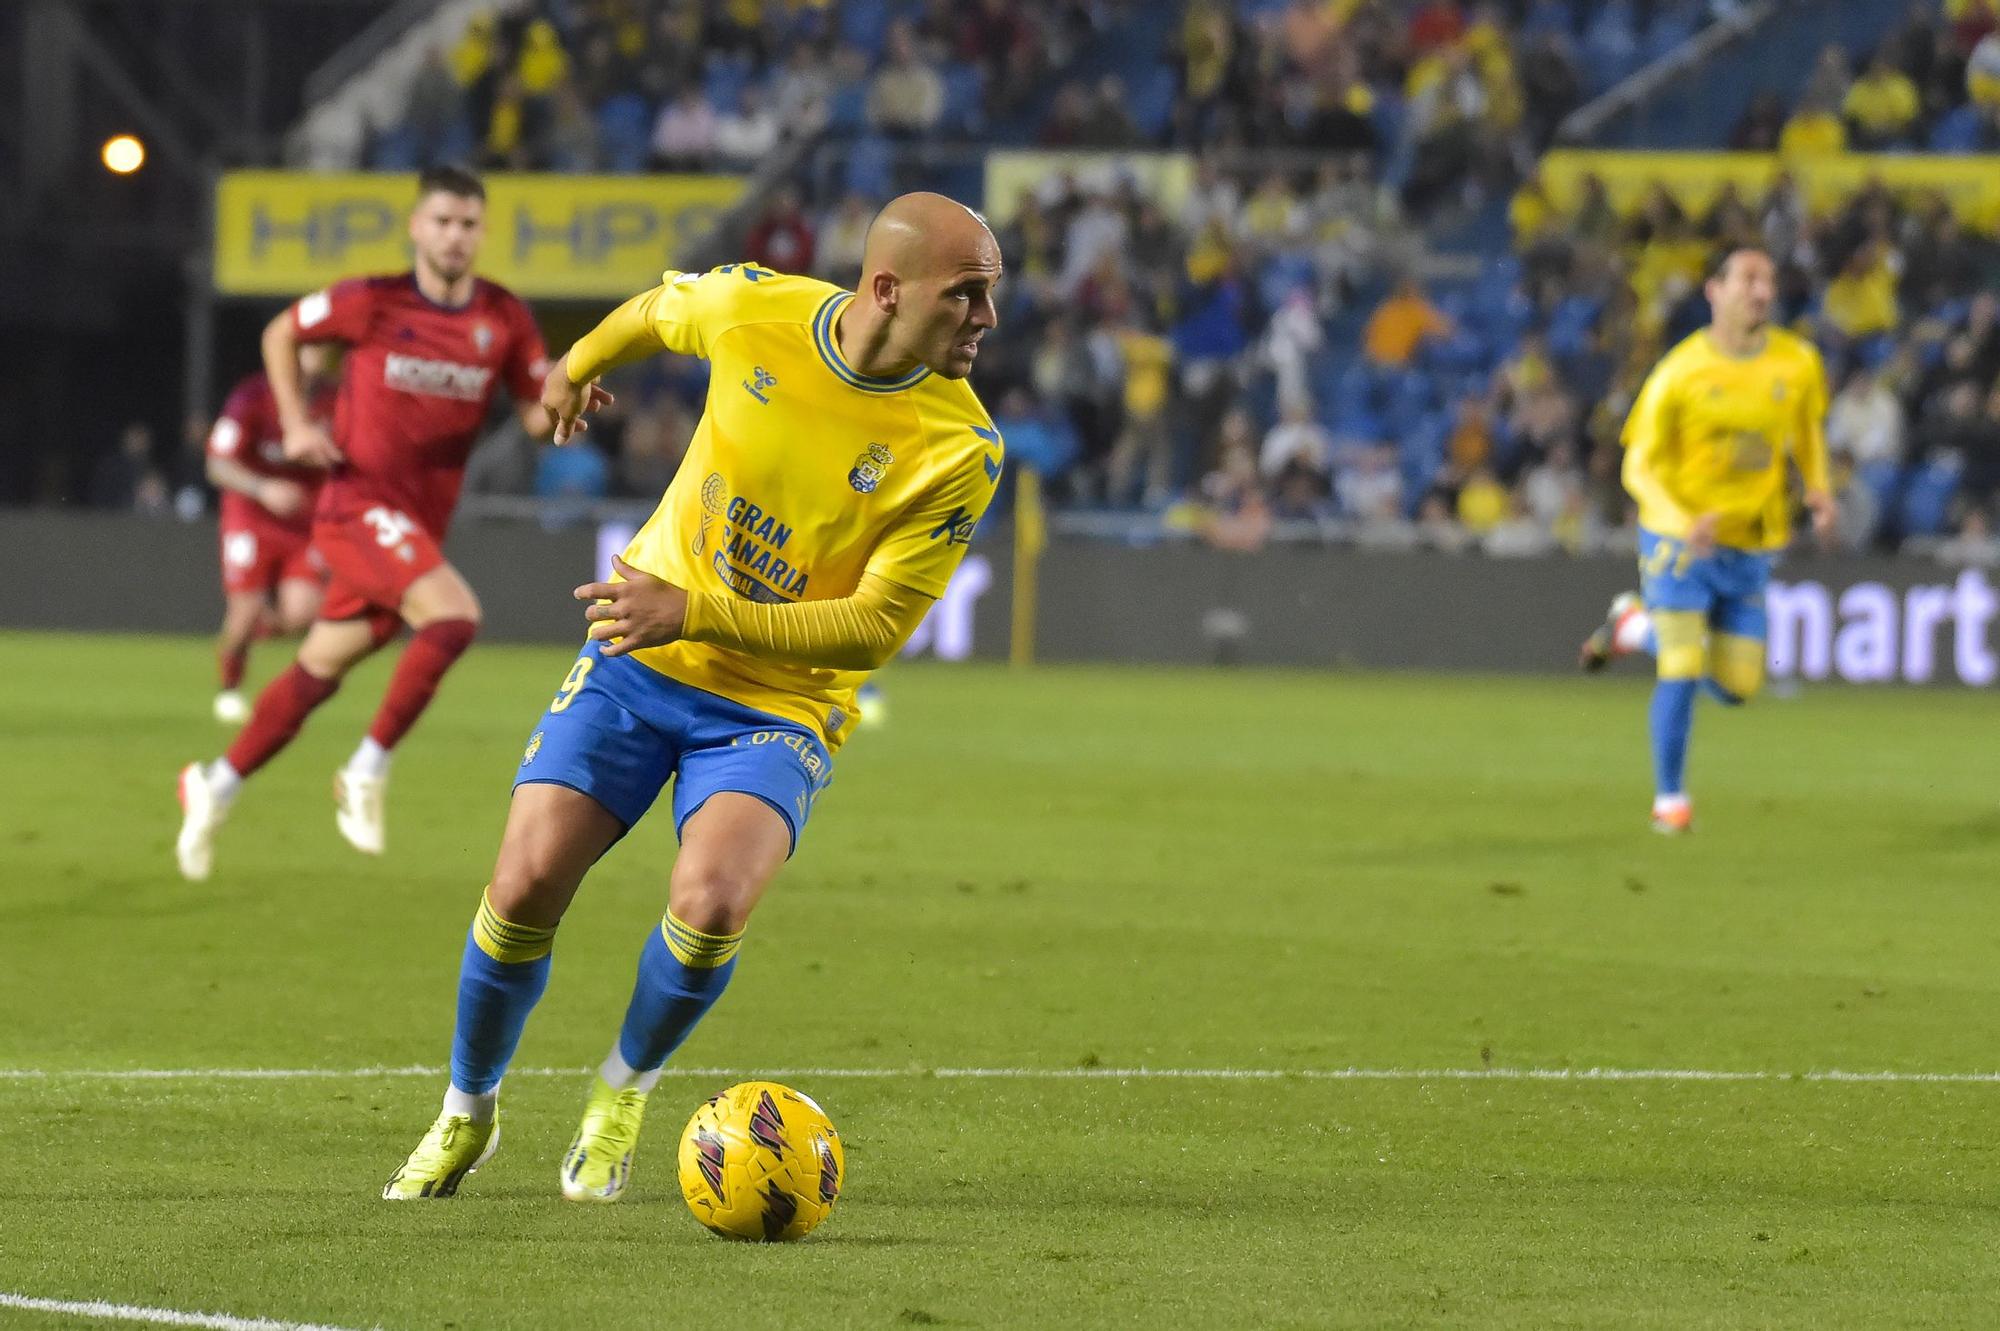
top-left (213, 171), bottom-right (747, 299)
top-left (1538, 149), bottom-right (2000, 233)
top-left (982, 151), bottom-right (1195, 226)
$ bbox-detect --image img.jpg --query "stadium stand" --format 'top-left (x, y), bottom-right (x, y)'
top-left (85, 0), bottom-right (2000, 565)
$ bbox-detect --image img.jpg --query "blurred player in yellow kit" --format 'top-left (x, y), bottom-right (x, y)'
top-left (384, 193), bottom-right (1004, 1201)
top-left (1580, 248), bottom-right (1834, 834)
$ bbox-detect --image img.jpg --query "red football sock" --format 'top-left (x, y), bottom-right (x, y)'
top-left (366, 619), bottom-right (478, 750)
top-left (219, 646), bottom-right (249, 690)
top-left (224, 663), bottom-right (341, 777)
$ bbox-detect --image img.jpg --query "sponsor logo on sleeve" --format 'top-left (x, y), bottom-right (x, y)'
top-left (929, 506), bottom-right (977, 547)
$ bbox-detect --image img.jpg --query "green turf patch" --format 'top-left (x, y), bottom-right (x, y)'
top-left (3, 632), bottom-right (1999, 1328)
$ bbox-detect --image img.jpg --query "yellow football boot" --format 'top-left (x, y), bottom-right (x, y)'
top-left (382, 1111), bottom-right (499, 1200)
top-left (560, 1077), bottom-right (650, 1202)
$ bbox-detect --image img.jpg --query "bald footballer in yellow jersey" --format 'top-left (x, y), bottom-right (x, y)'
top-left (385, 193), bottom-right (1004, 1201)
top-left (1581, 247), bottom-right (1834, 834)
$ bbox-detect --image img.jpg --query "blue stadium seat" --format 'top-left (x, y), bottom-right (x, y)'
top-left (1641, 7), bottom-right (1698, 63)
top-left (1472, 283), bottom-right (1535, 347)
top-left (704, 54), bottom-right (755, 111)
top-left (367, 125), bottom-right (421, 170)
top-left (1422, 330), bottom-right (1492, 377)
top-left (1257, 254), bottom-right (1318, 311)
top-left (1857, 460), bottom-right (1903, 513)
top-left (434, 116), bottom-right (476, 166)
top-left (596, 94), bottom-right (652, 174)
top-left (1334, 402), bottom-right (1387, 443)
top-left (1854, 335), bottom-right (1896, 371)
top-left (1546, 294), bottom-right (1603, 359)
top-left (838, 2), bottom-right (895, 56)
top-left (1333, 362), bottom-right (1379, 419)
top-left (939, 62), bottom-right (986, 136)
top-left (1131, 65), bottom-right (1178, 141)
top-left (1930, 105), bottom-right (1986, 154)
top-left (1582, 0), bottom-right (1641, 92)
top-left (1447, 371), bottom-right (1491, 402)
top-left (1900, 464), bottom-right (1961, 538)
top-left (1399, 413), bottom-right (1452, 508)
top-left (827, 80), bottom-right (869, 134)
top-left (843, 135), bottom-right (895, 200)
top-left (1387, 371), bottom-right (1439, 433)
top-left (1369, 88), bottom-right (1405, 154)
top-left (1932, 297), bottom-right (1974, 328)
top-left (535, 439), bottom-right (610, 499)
top-left (1431, 287), bottom-right (1473, 322)
top-left (1521, 0), bottom-right (1580, 41)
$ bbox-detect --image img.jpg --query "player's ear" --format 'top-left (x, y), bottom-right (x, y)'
top-left (870, 271), bottom-right (899, 314)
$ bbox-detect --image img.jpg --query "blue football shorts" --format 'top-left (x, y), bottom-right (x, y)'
top-left (513, 640), bottom-right (833, 854)
top-left (1637, 527), bottom-right (1776, 641)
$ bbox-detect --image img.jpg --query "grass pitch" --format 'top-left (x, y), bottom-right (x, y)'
top-left (3, 631), bottom-right (1999, 1329)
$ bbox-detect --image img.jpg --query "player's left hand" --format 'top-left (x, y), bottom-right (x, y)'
top-left (540, 359), bottom-right (614, 445)
top-left (1804, 488), bottom-right (1837, 546)
top-left (574, 554), bottom-right (688, 657)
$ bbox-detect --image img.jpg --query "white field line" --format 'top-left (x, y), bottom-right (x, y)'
top-left (1, 1065), bottom-right (1998, 1085)
top-left (0, 1292), bottom-right (376, 1331)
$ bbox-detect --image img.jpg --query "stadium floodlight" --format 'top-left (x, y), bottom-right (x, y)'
top-left (100, 134), bottom-right (146, 175)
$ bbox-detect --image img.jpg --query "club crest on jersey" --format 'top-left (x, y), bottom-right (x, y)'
top-left (521, 731), bottom-right (543, 766)
top-left (471, 322), bottom-right (493, 355)
top-left (848, 443), bottom-right (893, 493)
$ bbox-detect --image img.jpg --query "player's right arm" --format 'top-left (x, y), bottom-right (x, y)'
top-left (1792, 343), bottom-right (1836, 542)
top-left (264, 282), bottom-right (369, 467)
top-left (205, 386), bottom-right (306, 518)
top-left (572, 424), bottom-right (1002, 667)
top-left (1619, 356), bottom-right (1701, 546)
top-left (543, 267), bottom-right (749, 443)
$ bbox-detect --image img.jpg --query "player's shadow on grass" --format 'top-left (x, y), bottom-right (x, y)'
top-left (1914, 810), bottom-right (2000, 849)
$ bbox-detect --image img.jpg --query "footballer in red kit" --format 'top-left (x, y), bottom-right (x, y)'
top-left (174, 165), bottom-right (610, 880)
top-left (298, 267), bottom-right (547, 626)
top-left (205, 346), bottom-right (339, 725)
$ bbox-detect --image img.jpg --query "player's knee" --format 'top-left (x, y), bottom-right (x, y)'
top-left (223, 595), bottom-right (266, 632)
top-left (487, 853), bottom-right (578, 929)
top-left (1652, 610), bottom-right (1707, 681)
top-left (1710, 635), bottom-right (1765, 703)
top-left (1656, 642), bottom-right (1706, 682)
top-left (669, 860), bottom-right (762, 936)
top-left (406, 568), bottom-right (482, 629)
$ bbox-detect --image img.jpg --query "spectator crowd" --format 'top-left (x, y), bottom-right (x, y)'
top-left (90, 1), bottom-right (2000, 571)
top-left (1728, 0), bottom-right (2000, 156)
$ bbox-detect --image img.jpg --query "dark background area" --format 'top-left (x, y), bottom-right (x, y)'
top-left (0, 0), bottom-right (393, 506)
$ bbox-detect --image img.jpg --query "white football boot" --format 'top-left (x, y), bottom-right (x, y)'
top-left (175, 762), bottom-right (235, 881)
top-left (334, 768), bottom-right (388, 855)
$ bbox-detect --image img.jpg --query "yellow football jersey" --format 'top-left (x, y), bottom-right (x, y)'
top-left (1621, 326), bottom-right (1829, 552)
top-left (615, 263), bottom-right (1002, 749)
